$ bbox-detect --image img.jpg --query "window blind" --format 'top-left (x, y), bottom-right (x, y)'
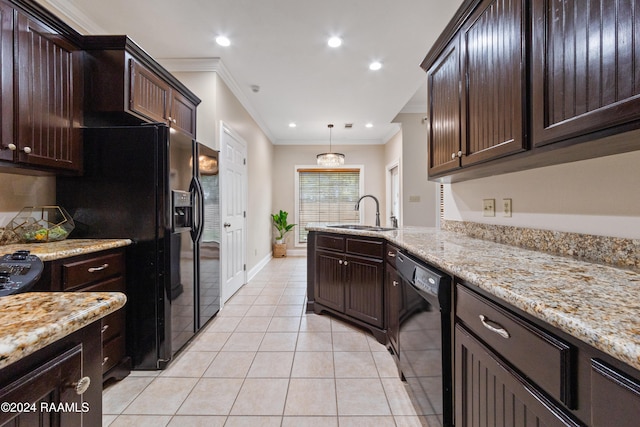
top-left (297, 168), bottom-right (361, 243)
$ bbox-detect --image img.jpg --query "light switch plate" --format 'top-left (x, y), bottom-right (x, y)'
top-left (483, 199), bottom-right (495, 217)
top-left (503, 198), bottom-right (512, 217)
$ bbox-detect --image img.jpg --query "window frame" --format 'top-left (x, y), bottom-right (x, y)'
top-left (294, 165), bottom-right (365, 248)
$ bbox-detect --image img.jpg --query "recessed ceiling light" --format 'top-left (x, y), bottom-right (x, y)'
top-left (216, 36), bottom-right (231, 47)
top-left (289, 122), bottom-right (297, 128)
top-left (328, 36), bottom-right (342, 48)
top-left (369, 61), bottom-right (382, 71)
top-left (365, 123), bottom-right (373, 128)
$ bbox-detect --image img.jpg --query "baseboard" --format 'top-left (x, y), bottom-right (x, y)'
top-left (247, 252), bottom-right (272, 281)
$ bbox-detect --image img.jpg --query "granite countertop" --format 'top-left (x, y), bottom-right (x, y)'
top-left (0, 291), bottom-right (126, 370)
top-left (308, 225), bottom-right (640, 371)
top-left (0, 238), bottom-right (132, 261)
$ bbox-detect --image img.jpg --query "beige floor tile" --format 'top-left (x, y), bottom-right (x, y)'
top-left (109, 415), bottom-right (172, 427)
top-left (103, 414), bottom-right (117, 426)
top-left (332, 332), bottom-right (371, 352)
top-left (281, 416), bottom-right (338, 427)
top-left (268, 316), bottom-right (301, 332)
top-left (381, 378), bottom-right (419, 416)
top-left (334, 352), bottom-right (379, 378)
top-left (260, 288), bottom-right (286, 296)
top-left (160, 351), bottom-right (217, 377)
top-left (187, 332), bottom-right (230, 352)
top-left (331, 318), bottom-right (359, 333)
top-left (394, 415), bottom-right (443, 427)
top-left (246, 304), bottom-right (277, 317)
top-left (299, 315), bottom-right (332, 332)
top-left (124, 370), bottom-right (160, 378)
top-left (224, 416), bottom-right (282, 426)
top-left (217, 304), bottom-right (251, 317)
top-left (103, 376), bottom-right (154, 414)
top-left (236, 287), bottom-right (263, 296)
top-left (338, 416), bottom-right (396, 426)
top-left (166, 415), bottom-right (226, 426)
top-left (177, 378), bottom-right (243, 415)
top-left (278, 295), bottom-right (307, 305)
top-left (204, 316), bottom-right (241, 333)
top-left (248, 352), bottom-right (294, 377)
top-left (291, 351), bottom-right (334, 378)
top-left (373, 351), bottom-right (401, 378)
top-left (296, 332), bottom-right (332, 351)
top-left (227, 295), bottom-right (258, 305)
top-left (222, 332), bottom-right (265, 351)
top-left (203, 351), bottom-right (255, 378)
top-left (367, 334), bottom-right (390, 352)
top-left (335, 378), bottom-right (392, 416)
top-left (236, 316), bottom-right (271, 332)
top-left (123, 377), bottom-right (198, 415)
top-left (230, 378), bottom-right (289, 415)
top-left (273, 305), bottom-right (304, 317)
top-left (286, 280), bottom-right (307, 288)
top-left (282, 287), bottom-right (307, 296)
top-left (284, 378), bottom-right (337, 416)
top-left (259, 332), bottom-right (298, 351)
top-left (255, 295), bottom-right (282, 305)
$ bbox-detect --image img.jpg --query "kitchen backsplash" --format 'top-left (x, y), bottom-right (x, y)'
top-left (0, 172), bottom-right (55, 228)
top-left (443, 220), bottom-right (640, 271)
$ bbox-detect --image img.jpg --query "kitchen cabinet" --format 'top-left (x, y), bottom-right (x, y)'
top-left (0, 321), bottom-right (102, 427)
top-left (384, 244), bottom-right (402, 360)
top-left (309, 232), bottom-right (386, 342)
top-left (0, 0), bottom-right (82, 172)
top-left (531, 0), bottom-right (640, 147)
top-left (590, 359), bottom-right (640, 427)
top-left (83, 35), bottom-right (199, 138)
top-left (424, 0), bottom-right (526, 178)
top-left (34, 248), bottom-right (130, 382)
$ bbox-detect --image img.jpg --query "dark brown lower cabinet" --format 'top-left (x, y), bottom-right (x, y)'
top-left (590, 359), bottom-right (640, 427)
top-left (455, 324), bottom-right (583, 427)
top-left (0, 322), bottom-right (102, 427)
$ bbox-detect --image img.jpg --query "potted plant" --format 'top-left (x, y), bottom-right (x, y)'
top-left (271, 210), bottom-right (295, 257)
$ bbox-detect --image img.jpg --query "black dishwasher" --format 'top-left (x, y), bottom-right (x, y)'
top-left (396, 251), bottom-right (453, 427)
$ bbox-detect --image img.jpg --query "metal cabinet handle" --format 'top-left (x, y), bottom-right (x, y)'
top-left (344, 261), bottom-right (348, 266)
top-left (23, 146), bottom-right (32, 154)
top-left (339, 260), bottom-right (343, 265)
top-left (392, 280), bottom-right (399, 287)
top-left (102, 357), bottom-right (109, 366)
top-left (72, 376), bottom-right (91, 395)
top-left (387, 251), bottom-right (396, 257)
top-left (101, 324), bottom-right (109, 333)
top-left (479, 315), bottom-right (510, 339)
top-left (88, 263), bottom-right (109, 273)
top-left (224, 222), bottom-right (231, 228)
top-left (457, 150), bottom-right (463, 157)
top-left (7, 143), bottom-right (16, 151)
top-left (451, 152), bottom-right (456, 159)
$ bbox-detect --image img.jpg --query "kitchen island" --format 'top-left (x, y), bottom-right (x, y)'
top-left (0, 291), bottom-right (126, 426)
top-left (0, 238), bottom-right (132, 261)
top-left (307, 224), bottom-right (640, 426)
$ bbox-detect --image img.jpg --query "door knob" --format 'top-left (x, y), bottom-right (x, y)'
top-left (224, 223), bottom-right (231, 228)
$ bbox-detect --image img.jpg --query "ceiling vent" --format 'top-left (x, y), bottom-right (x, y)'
top-left (344, 123), bottom-right (353, 129)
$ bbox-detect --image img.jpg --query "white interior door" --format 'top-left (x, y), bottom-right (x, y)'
top-left (220, 123), bottom-right (247, 304)
top-left (386, 160), bottom-right (401, 227)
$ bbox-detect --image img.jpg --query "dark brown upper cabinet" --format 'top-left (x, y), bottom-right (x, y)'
top-left (424, 0), bottom-right (527, 179)
top-left (0, 0), bottom-right (83, 172)
top-left (84, 36), bottom-right (200, 138)
top-left (531, 0), bottom-right (640, 147)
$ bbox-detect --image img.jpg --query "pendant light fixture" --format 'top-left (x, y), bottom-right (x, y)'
top-left (316, 124), bottom-right (345, 166)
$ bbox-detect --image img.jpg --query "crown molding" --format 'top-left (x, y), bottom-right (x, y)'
top-left (36, 0), bottom-right (106, 34)
top-left (159, 58), bottom-right (275, 143)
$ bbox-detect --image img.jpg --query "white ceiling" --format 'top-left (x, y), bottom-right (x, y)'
top-left (40, 0), bottom-right (463, 144)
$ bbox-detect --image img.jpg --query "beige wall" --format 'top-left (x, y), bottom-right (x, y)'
top-left (0, 173), bottom-right (55, 226)
top-left (174, 71), bottom-right (275, 270)
top-left (443, 149), bottom-right (640, 239)
top-left (273, 144), bottom-right (387, 246)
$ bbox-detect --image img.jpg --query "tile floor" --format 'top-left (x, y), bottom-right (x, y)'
top-left (102, 256), bottom-right (438, 426)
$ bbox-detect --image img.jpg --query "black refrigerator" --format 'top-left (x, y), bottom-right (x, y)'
top-left (57, 124), bottom-right (220, 369)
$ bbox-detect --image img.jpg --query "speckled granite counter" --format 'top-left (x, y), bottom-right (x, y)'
top-left (0, 238), bottom-right (132, 261)
top-left (0, 292), bottom-right (126, 369)
top-left (308, 225), bottom-right (640, 371)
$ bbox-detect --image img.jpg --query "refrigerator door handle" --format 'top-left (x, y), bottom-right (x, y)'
top-left (190, 177), bottom-right (205, 243)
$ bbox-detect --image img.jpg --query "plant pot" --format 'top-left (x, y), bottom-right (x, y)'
top-left (275, 238), bottom-right (284, 244)
top-left (273, 243), bottom-right (287, 258)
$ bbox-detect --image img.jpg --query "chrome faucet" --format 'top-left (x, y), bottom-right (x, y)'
top-left (355, 195), bottom-right (380, 226)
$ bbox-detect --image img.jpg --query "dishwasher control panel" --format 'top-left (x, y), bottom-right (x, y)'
top-left (0, 251), bottom-right (44, 297)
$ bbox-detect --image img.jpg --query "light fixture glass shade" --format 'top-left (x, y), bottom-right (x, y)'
top-left (317, 123), bottom-right (344, 166)
top-left (316, 152), bottom-right (345, 166)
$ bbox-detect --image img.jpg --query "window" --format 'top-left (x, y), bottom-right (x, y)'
top-left (295, 167), bottom-right (363, 244)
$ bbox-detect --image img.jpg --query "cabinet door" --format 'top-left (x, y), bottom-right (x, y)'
top-left (129, 59), bottom-right (170, 124)
top-left (345, 254), bottom-right (384, 328)
top-left (591, 359), bottom-right (640, 427)
top-left (314, 249), bottom-right (345, 312)
top-left (0, 1), bottom-right (12, 162)
top-left (532, 0), bottom-right (640, 146)
top-left (427, 37), bottom-right (462, 176)
top-left (386, 264), bottom-right (402, 355)
top-left (456, 325), bottom-right (582, 427)
top-left (170, 90), bottom-right (197, 138)
top-left (461, 0), bottom-right (526, 166)
top-left (0, 345), bottom-right (84, 427)
top-left (15, 13), bottom-right (82, 171)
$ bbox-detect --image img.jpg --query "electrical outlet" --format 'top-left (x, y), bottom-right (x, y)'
top-left (503, 198), bottom-right (512, 217)
top-left (409, 195), bottom-right (421, 203)
top-left (483, 199), bottom-right (495, 217)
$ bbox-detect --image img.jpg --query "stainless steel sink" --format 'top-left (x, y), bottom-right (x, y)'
top-left (328, 224), bottom-right (395, 231)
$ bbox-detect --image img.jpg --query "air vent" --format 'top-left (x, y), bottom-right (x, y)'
top-left (344, 123), bottom-right (353, 129)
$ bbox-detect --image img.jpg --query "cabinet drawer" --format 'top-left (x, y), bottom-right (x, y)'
top-left (316, 234), bottom-right (345, 252)
top-left (346, 238), bottom-right (383, 259)
top-left (386, 244), bottom-right (400, 268)
top-left (102, 334), bottom-right (125, 374)
top-left (101, 310), bottom-right (125, 344)
top-left (456, 285), bottom-right (574, 407)
top-left (591, 359), bottom-right (640, 427)
top-left (62, 252), bottom-right (125, 291)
